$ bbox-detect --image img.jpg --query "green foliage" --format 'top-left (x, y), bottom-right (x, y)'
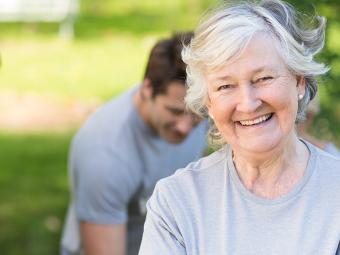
top-left (285, 0), bottom-right (340, 141)
top-left (0, 0), bottom-right (218, 101)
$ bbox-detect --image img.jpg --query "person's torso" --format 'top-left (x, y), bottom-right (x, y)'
top-left (161, 144), bottom-right (340, 255)
top-left (75, 86), bottom-right (207, 254)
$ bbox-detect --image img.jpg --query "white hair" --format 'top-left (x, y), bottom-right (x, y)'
top-left (182, 0), bottom-right (329, 146)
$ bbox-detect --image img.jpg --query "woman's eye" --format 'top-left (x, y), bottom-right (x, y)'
top-left (257, 76), bottom-right (273, 82)
top-left (218, 84), bottom-right (232, 91)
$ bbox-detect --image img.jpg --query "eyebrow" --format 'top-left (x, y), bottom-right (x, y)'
top-left (215, 66), bottom-right (274, 81)
top-left (165, 106), bottom-right (185, 114)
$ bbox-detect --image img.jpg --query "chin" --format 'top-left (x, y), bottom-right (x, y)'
top-left (166, 138), bottom-right (186, 144)
top-left (163, 134), bottom-right (187, 144)
top-left (238, 136), bottom-right (285, 154)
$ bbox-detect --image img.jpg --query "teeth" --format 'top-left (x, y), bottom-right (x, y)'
top-left (239, 114), bottom-right (271, 126)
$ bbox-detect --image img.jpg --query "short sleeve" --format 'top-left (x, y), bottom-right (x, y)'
top-left (71, 142), bottom-right (142, 224)
top-left (138, 180), bottom-right (186, 255)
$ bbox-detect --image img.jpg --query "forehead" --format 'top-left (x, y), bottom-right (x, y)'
top-left (206, 34), bottom-right (286, 80)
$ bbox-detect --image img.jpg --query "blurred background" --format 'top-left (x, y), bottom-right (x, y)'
top-left (0, 0), bottom-right (338, 254)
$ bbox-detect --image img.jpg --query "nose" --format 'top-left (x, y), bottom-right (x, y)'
top-left (236, 85), bottom-right (262, 113)
top-left (175, 114), bottom-right (194, 136)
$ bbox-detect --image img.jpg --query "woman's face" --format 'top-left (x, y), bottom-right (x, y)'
top-left (206, 34), bottom-right (305, 154)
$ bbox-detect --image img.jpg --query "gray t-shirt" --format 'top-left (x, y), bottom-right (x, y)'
top-left (139, 141), bottom-right (340, 255)
top-left (61, 86), bottom-right (207, 254)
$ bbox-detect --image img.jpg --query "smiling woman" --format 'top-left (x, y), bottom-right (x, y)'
top-left (138, 0), bottom-right (340, 254)
top-left (205, 33), bottom-right (304, 155)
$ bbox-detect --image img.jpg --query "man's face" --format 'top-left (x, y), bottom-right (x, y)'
top-left (147, 81), bottom-right (202, 144)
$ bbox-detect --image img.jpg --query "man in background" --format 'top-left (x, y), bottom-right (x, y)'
top-left (61, 32), bottom-right (207, 255)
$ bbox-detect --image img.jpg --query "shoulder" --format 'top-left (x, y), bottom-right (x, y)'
top-left (146, 148), bottom-right (229, 236)
top-left (315, 146), bottom-right (340, 176)
top-left (71, 88), bottom-right (138, 155)
top-left (308, 143), bottom-right (340, 191)
top-left (69, 88), bottom-right (143, 195)
top-left (173, 147), bottom-right (226, 178)
top-left (153, 147), bottom-right (227, 201)
top-left (313, 143), bottom-right (340, 171)
top-left (302, 143), bottom-right (340, 215)
top-left (81, 92), bottom-right (134, 136)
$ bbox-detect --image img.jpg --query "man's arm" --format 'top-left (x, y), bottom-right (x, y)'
top-left (81, 221), bottom-right (126, 255)
top-left (68, 138), bottom-right (141, 255)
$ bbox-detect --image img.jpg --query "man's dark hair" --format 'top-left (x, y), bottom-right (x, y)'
top-left (143, 32), bottom-right (193, 97)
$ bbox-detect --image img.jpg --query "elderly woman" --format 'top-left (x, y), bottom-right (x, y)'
top-left (139, 0), bottom-right (340, 254)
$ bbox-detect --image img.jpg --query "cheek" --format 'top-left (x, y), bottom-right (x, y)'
top-left (209, 93), bottom-right (233, 112)
top-left (269, 88), bottom-right (299, 127)
top-left (161, 114), bottom-right (177, 128)
top-left (151, 106), bottom-right (165, 126)
top-left (209, 97), bottom-right (235, 128)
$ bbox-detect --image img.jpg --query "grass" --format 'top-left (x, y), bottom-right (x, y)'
top-left (0, 132), bottom-right (73, 255)
top-left (0, 35), bottom-right (154, 101)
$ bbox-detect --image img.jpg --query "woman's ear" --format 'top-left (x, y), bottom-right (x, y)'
top-left (206, 97), bottom-right (213, 119)
top-left (296, 76), bottom-right (306, 96)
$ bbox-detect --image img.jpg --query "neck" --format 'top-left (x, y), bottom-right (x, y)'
top-left (232, 133), bottom-right (309, 199)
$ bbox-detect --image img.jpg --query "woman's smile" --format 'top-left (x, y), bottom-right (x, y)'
top-left (236, 113), bottom-right (273, 127)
